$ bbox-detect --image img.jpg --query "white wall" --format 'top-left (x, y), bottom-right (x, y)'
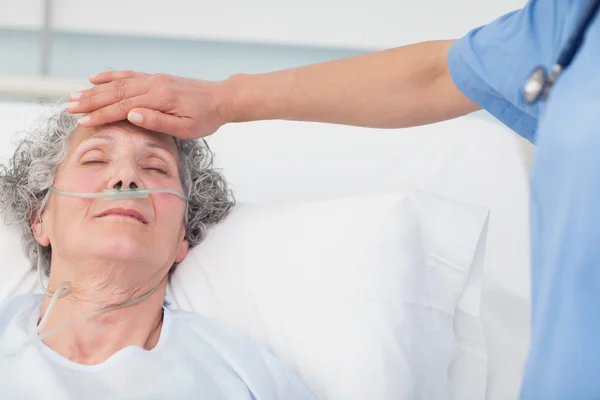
top-left (0, 0), bottom-right (528, 101)
top-left (0, 29), bottom-right (360, 81)
top-left (2, 0), bottom-right (526, 50)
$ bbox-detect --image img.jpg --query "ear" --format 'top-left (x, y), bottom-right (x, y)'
top-left (175, 239), bottom-right (189, 263)
top-left (31, 217), bottom-right (50, 247)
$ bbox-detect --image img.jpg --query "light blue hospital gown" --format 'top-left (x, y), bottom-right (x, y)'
top-left (448, 0), bottom-right (600, 398)
top-left (0, 294), bottom-right (316, 400)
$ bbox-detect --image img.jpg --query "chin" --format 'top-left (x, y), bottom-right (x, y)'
top-left (93, 234), bottom-right (151, 262)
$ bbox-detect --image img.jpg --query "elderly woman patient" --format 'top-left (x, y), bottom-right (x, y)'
top-left (0, 108), bottom-right (315, 399)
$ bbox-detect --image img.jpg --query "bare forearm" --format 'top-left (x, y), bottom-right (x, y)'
top-left (226, 40), bottom-right (480, 129)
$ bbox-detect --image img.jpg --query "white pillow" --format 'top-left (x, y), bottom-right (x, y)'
top-left (169, 190), bottom-right (489, 400)
top-left (413, 191), bottom-right (489, 400)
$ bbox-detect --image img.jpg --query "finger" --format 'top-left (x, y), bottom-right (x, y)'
top-left (77, 95), bottom-right (151, 127)
top-left (70, 75), bottom-right (147, 102)
top-left (127, 108), bottom-right (194, 139)
top-left (89, 70), bottom-right (146, 85)
top-left (65, 80), bottom-right (149, 114)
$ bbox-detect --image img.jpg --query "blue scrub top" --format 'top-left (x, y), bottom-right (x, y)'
top-left (448, 1), bottom-right (600, 398)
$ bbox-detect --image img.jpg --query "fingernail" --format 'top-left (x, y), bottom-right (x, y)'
top-left (128, 111), bottom-right (143, 124)
top-left (70, 92), bottom-right (82, 100)
top-left (64, 101), bottom-right (79, 109)
top-left (77, 116), bottom-right (90, 125)
top-left (89, 74), bottom-right (98, 80)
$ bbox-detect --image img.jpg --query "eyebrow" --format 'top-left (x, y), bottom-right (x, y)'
top-left (145, 141), bottom-right (174, 152)
top-left (79, 134), bottom-right (175, 153)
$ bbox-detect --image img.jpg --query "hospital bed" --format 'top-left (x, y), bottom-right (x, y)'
top-left (0, 100), bottom-right (533, 400)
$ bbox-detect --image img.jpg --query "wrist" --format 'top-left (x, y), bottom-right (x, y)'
top-left (222, 71), bottom-right (293, 123)
top-left (221, 73), bottom-right (251, 123)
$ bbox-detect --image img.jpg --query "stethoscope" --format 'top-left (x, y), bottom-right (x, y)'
top-left (523, 0), bottom-right (600, 105)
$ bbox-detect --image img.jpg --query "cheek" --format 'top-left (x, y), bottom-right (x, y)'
top-left (144, 173), bottom-right (184, 190)
top-left (155, 197), bottom-right (187, 234)
top-left (55, 168), bottom-right (107, 192)
top-left (43, 198), bottom-right (91, 242)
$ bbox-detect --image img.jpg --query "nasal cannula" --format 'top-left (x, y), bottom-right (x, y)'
top-left (49, 186), bottom-right (190, 201)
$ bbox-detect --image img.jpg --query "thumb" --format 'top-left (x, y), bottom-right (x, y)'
top-left (127, 108), bottom-right (188, 137)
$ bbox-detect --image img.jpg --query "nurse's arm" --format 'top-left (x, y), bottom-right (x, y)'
top-left (228, 39), bottom-right (481, 128)
top-left (69, 39), bottom-right (480, 138)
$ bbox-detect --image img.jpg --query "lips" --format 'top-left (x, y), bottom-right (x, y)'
top-left (95, 208), bottom-right (148, 224)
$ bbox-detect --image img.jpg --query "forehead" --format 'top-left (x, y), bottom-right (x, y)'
top-left (68, 121), bottom-right (178, 155)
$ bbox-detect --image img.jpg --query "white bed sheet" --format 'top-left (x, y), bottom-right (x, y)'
top-left (481, 288), bottom-right (530, 400)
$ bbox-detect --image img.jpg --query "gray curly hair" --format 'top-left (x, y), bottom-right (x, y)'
top-left (0, 106), bottom-right (235, 275)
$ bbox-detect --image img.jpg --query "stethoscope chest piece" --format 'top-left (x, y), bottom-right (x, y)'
top-left (522, 0), bottom-right (600, 105)
top-left (524, 67), bottom-right (551, 105)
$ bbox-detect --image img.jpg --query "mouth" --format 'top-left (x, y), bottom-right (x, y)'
top-left (95, 208), bottom-right (148, 224)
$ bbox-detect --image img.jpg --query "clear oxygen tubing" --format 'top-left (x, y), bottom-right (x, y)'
top-left (48, 186), bottom-right (190, 202)
top-left (0, 248), bottom-right (162, 356)
top-left (0, 186), bottom-right (187, 355)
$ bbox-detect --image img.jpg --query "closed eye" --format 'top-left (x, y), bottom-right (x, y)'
top-left (82, 160), bottom-right (107, 165)
top-left (144, 167), bottom-right (169, 175)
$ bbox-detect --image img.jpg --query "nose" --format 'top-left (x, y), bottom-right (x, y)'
top-left (107, 161), bottom-right (141, 191)
top-left (113, 181), bottom-right (138, 190)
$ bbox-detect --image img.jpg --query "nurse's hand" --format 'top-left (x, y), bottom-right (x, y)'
top-left (64, 71), bottom-right (233, 140)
